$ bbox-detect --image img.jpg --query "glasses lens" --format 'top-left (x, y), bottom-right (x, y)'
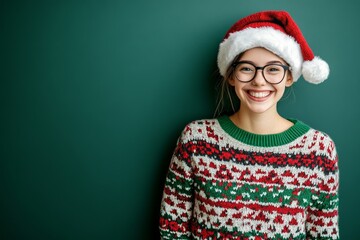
top-left (263, 64), bottom-right (285, 84)
top-left (234, 63), bottom-right (256, 82)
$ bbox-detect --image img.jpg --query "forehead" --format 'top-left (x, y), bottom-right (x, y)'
top-left (240, 47), bottom-right (285, 63)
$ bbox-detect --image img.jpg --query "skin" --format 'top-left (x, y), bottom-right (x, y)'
top-left (229, 47), bottom-right (294, 134)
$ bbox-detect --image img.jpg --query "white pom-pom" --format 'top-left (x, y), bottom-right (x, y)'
top-left (302, 56), bottom-right (330, 84)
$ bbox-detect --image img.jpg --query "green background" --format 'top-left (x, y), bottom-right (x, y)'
top-left (1, 0), bottom-right (358, 239)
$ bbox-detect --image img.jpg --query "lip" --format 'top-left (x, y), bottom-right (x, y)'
top-left (246, 90), bottom-right (273, 102)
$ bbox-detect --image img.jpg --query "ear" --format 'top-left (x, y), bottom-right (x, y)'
top-left (285, 72), bottom-right (294, 87)
top-left (228, 76), bottom-right (236, 86)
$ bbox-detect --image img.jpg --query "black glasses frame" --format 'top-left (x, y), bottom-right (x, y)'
top-left (231, 61), bottom-right (292, 84)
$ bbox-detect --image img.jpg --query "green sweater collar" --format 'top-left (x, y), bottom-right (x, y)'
top-left (218, 115), bottom-right (310, 147)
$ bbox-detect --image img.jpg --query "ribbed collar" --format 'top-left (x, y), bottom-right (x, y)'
top-left (218, 115), bottom-right (310, 147)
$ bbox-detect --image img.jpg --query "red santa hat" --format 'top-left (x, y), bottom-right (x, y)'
top-left (217, 10), bottom-right (329, 84)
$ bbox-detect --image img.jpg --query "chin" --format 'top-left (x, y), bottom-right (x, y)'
top-left (241, 102), bottom-right (276, 115)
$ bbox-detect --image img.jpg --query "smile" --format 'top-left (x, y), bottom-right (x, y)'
top-left (248, 91), bottom-right (271, 98)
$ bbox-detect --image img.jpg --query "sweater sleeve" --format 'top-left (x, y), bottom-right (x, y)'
top-left (306, 139), bottom-right (340, 239)
top-left (159, 126), bottom-right (194, 239)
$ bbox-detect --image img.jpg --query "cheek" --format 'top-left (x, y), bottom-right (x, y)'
top-left (275, 85), bottom-right (287, 99)
top-left (232, 83), bottom-right (247, 100)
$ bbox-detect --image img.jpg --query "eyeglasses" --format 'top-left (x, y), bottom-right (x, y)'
top-left (231, 61), bottom-right (291, 84)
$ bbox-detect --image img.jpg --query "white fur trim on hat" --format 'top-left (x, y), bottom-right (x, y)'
top-left (217, 27), bottom-right (303, 81)
top-left (302, 56), bottom-right (329, 84)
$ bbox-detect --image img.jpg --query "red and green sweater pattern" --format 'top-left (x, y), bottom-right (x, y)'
top-left (159, 116), bottom-right (339, 239)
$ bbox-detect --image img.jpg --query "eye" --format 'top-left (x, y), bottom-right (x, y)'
top-left (237, 64), bottom-right (254, 73)
top-left (240, 67), bottom-right (253, 72)
top-left (266, 65), bottom-right (283, 74)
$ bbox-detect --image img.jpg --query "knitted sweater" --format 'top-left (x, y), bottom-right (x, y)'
top-left (159, 116), bottom-right (339, 240)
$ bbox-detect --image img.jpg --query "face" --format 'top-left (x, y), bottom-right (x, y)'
top-left (229, 47), bottom-right (293, 115)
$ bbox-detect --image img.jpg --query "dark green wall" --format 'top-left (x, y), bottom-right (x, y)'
top-left (1, 0), bottom-right (358, 239)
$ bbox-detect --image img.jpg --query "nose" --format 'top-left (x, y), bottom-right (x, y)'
top-left (252, 69), bottom-right (267, 85)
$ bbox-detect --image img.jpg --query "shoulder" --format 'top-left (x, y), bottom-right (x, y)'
top-left (178, 118), bottom-right (222, 142)
top-left (296, 120), bottom-right (338, 160)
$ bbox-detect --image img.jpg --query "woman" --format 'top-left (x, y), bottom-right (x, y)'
top-left (159, 10), bottom-right (339, 239)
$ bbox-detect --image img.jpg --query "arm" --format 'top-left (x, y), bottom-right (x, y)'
top-left (306, 141), bottom-right (340, 239)
top-left (159, 130), bottom-right (194, 239)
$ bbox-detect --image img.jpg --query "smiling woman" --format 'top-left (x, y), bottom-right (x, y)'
top-left (228, 48), bottom-right (294, 131)
top-left (159, 10), bottom-right (339, 239)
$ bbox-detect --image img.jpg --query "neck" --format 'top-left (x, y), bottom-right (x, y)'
top-left (230, 107), bottom-right (293, 134)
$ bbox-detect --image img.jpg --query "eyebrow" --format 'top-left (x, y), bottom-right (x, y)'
top-left (240, 60), bottom-right (285, 65)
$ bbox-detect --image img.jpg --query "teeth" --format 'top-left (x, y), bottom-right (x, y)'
top-left (249, 91), bottom-right (270, 98)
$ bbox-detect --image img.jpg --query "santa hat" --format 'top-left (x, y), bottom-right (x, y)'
top-left (217, 10), bottom-right (329, 84)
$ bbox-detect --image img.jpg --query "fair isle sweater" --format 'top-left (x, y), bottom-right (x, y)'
top-left (159, 116), bottom-right (339, 240)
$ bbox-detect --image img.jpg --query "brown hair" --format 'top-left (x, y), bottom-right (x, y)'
top-left (214, 53), bottom-right (243, 117)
